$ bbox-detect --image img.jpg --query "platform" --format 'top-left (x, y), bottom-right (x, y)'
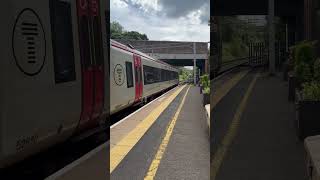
top-left (110, 85), bottom-right (209, 180)
top-left (45, 143), bottom-right (109, 180)
top-left (211, 68), bottom-right (307, 180)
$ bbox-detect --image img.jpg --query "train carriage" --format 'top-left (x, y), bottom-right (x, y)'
top-left (110, 40), bottom-right (179, 114)
top-left (0, 0), bottom-right (177, 169)
top-left (0, 0), bottom-right (108, 168)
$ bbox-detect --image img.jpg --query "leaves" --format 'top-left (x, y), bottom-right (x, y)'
top-left (217, 16), bottom-right (264, 62)
top-left (179, 68), bottom-right (193, 82)
top-left (294, 62), bottom-right (312, 83)
top-left (293, 41), bottom-right (318, 84)
top-left (200, 74), bottom-right (210, 94)
top-left (302, 82), bottom-right (320, 101)
top-left (294, 42), bottom-right (316, 66)
top-left (313, 58), bottom-right (320, 81)
top-left (111, 21), bottom-right (149, 40)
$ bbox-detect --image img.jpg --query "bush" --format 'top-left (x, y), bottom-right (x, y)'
top-left (293, 41), bottom-right (317, 84)
top-left (294, 42), bottom-right (315, 66)
top-left (200, 74), bottom-right (210, 94)
top-left (294, 62), bottom-right (312, 83)
top-left (203, 87), bottom-right (210, 94)
top-left (313, 58), bottom-right (320, 81)
top-left (302, 82), bottom-right (320, 101)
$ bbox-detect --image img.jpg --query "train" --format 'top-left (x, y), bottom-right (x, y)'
top-left (0, 0), bottom-right (178, 169)
top-left (110, 40), bottom-right (179, 114)
top-left (0, 0), bottom-right (109, 168)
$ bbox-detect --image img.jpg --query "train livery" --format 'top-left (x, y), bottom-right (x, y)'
top-left (0, 0), bottom-right (179, 170)
top-left (0, 0), bottom-right (108, 168)
top-left (0, 0), bottom-right (178, 169)
top-left (110, 40), bottom-right (179, 114)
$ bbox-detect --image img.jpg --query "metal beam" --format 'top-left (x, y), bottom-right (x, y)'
top-left (193, 42), bottom-right (197, 85)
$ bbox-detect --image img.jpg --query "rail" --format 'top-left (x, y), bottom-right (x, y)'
top-left (217, 57), bottom-right (249, 76)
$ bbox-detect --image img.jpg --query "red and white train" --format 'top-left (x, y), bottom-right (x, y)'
top-left (110, 40), bottom-right (179, 114)
top-left (0, 0), bottom-right (178, 169)
top-left (0, 0), bottom-right (109, 168)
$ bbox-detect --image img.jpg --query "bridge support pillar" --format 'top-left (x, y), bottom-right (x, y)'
top-left (268, 0), bottom-right (275, 74)
top-left (193, 42), bottom-right (197, 85)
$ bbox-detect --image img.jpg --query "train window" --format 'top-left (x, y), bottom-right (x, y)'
top-left (126, 62), bottom-right (133, 88)
top-left (164, 70), bottom-right (169, 81)
top-left (144, 65), bottom-right (176, 83)
top-left (154, 68), bottom-right (161, 82)
top-left (143, 65), bottom-right (156, 85)
top-left (50, 0), bottom-right (76, 83)
top-left (161, 70), bottom-right (165, 82)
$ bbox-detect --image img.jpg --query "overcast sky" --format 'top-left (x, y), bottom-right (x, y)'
top-left (110, 0), bottom-right (210, 42)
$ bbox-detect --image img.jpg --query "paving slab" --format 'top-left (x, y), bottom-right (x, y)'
top-left (211, 70), bottom-right (307, 180)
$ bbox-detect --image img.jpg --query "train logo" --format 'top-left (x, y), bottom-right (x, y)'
top-left (114, 64), bottom-right (125, 86)
top-left (12, 8), bottom-right (46, 76)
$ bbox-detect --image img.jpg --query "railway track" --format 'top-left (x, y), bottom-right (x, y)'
top-left (213, 55), bottom-right (268, 79)
top-left (212, 58), bottom-right (249, 79)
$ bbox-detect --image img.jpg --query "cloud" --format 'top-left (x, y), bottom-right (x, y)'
top-left (111, 0), bottom-right (210, 42)
top-left (158, 0), bottom-right (209, 22)
top-left (118, 0), bottom-right (209, 24)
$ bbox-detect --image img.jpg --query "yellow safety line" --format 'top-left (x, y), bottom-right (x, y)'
top-left (110, 85), bottom-right (186, 173)
top-left (210, 73), bottom-right (259, 180)
top-left (211, 70), bottom-right (249, 110)
top-left (144, 86), bottom-right (191, 180)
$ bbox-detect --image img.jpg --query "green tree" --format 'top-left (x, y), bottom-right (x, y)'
top-left (111, 21), bottom-right (149, 40)
top-left (123, 31), bottom-right (149, 40)
top-left (218, 16), bottom-right (265, 62)
top-left (111, 21), bottom-right (123, 33)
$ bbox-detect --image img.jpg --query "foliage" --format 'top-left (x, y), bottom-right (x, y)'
top-left (218, 16), bottom-right (265, 62)
top-left (293, 41), bottom-right (317, 83)
top-left (122, 31), bottom-right (148, 40)
top-left (294, 62), bottom-right (312, 83)
top-left (111, 21), bottom-right (124, 34)
top-left (111, 21), bottom-right (149, 40)
top-left (179, 68), bottom-right (192, 82)
top-left (200, 74), bottom-right (210, 94)
top-left (293, 41), bottom-right (320, 101)
top-left (294, 41), bottom-right (316, 66)
top-left (313, 58), bottom-right (320, 81)
top-left (203, 87), bottom-right (210, 94)
top-left (302, 81), bottom-right (320, 101)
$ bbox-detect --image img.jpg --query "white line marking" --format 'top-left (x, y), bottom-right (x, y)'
top-left (157, 97), bottom-right (165, 102)
top-left (110, 86), bottom-right (179, 129)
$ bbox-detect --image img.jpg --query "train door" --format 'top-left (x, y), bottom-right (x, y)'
top-left (133, 54), bottom-right (143, 102)
top-left (76, 0), bottom-right (106, 131)
top-left (90, 0), bottom-right (104, 121)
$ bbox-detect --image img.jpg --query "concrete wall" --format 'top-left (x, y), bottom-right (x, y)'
top-left (113, 39), bottom-right (209, 74)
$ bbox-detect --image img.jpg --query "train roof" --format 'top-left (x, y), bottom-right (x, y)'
top-left (110, 39), bottom-right (178, 71)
